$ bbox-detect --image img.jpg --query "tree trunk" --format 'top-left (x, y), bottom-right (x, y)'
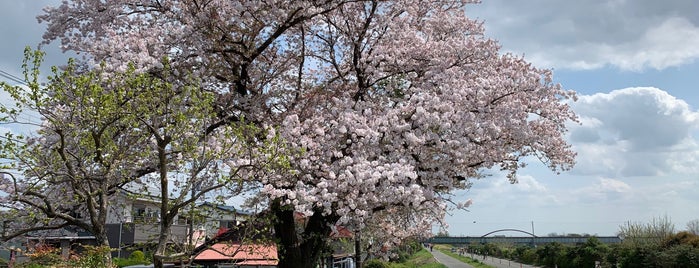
top-left (154, 137), bottom-right (171, 268)
top-left (153, 218), bottom-right (173, 268)
top-left (92, 227), bottom-right (113, 265)
top-left (272, 200), bottom-right (338, 268)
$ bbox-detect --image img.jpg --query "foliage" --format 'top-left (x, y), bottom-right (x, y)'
top-left (15, 245), bottom-right (116, 268)
top-left (618, 215), bottom-right (675, 247)
top-left (513, 245), bottom-right (537, 264)
top-left (664, 231), bottom-right (699, 248)
top-left (113, 250), bottom-right (150, 267)
top-left (388, 239), bottom-right (423, 262)
top-left (39, 0), bottom-right (579, 266)
top-left (114, 258), bottom-right (147, 268)
top-left (536, 242), bottom-right (566, 267)
top-left (66, 246), bottom-right (114, 268)
top-left (0, 50), bottom-right (141, 251)
top-left (18, 244), bottom-right (62, 267)
top-left (377, 248), bottom-right (448, 268)
top-left (431, 229), bottom-right (699, 268)
top-left (129, 250), bottom-right (146, 262)
top-left (1, 49), bottom-right (272, 266)
top-left (568, 237), bottom-right (609, 268)
top-left (657, 244), bottom-right (699, 267)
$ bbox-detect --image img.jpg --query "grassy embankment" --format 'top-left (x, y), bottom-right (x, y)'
top-left (434, 244), bottom-right (494, 268)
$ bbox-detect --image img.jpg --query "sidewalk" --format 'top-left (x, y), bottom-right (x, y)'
top-left (459, 253), bottom-right (539, 268)
top-left (429, 248), bottom-right (475, 268)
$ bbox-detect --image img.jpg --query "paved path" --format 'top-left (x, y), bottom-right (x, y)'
top-left (459, 253), bottom-right (539, 268)
top-left (429, 248), bottom-right (474, 268)
top-left (429, 247), bottom-right (539, 268)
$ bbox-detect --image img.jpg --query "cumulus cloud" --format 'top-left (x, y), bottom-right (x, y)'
top-left (467, 174), bottom-right (559, 207)
top-left (569, 87), bottom-right (699, 176)
top-left (468, 0), bottom-right (699, 71)
top-left (570, 178), bottom-right (632, 203)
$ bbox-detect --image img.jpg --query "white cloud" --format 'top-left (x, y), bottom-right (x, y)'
top-left (569, 87), bottom-right (699, 176)
top-left (466, 173), bottom-right (559, 207)
top-left (569, 178), bottom-right (632, 203)
top-left (469, 0), bottom-right (699, 71)
top-left (613, 17), bottom-right (699, 70)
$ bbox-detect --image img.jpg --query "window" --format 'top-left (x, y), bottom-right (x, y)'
top-left (134, 207), bottom-right (146, 221)
top-left (219, 220), bottom-right (236, 229)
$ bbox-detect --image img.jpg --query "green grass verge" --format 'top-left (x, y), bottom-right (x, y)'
top-left (433, 245), bottom-right (494, 268)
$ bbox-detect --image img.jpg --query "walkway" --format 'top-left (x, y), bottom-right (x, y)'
top-left (459, 253), bottom-right (539, 268)
top-left (429, 248), bottom-right (474, 268)
top-left (430, 248), bottom-right (539, 268)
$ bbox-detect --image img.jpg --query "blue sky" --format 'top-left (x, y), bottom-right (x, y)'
top-left (451, 0), bottom-right (699, 237)
top-left (2, 1), bottom-right (699, 237)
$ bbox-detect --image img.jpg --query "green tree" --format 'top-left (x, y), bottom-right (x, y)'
top-left (1, 49), bottom-right (157, 264)
top-left (570, 237), bottom-right (609, 268)
top-left (659, 244), bottom-right (699, 267)
top-left (1, 50), bottom-right (276, 267)
top-left (536, 242), bottom-right (567, 268)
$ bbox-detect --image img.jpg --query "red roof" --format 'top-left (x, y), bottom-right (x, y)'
top-left (194, 243), bottom-right (278, 265)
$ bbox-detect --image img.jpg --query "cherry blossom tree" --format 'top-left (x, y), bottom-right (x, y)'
top-left (40, 1), bottom-right (577, 267)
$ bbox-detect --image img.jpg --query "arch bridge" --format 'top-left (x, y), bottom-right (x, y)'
top-left (426, 229), bottom-right (621, 246)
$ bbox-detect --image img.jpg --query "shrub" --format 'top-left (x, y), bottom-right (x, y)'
top-left (114, 257), bottom-right (148, 267)
top-left (129, 250), bottom-right (146, 262)
top-left (67, 245), bottom-right (114, 268)
top-left (113, 250), bottom-right (150, 267)
top-left (19, 244), bottom-right (62, 267)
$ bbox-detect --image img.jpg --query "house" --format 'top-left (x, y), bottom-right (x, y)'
top-left (6, 186), bottom-right (251, 262)
top-left (105, 189), bottom-right (190, 257)
top-left (186, 202), bottom-right (253, 246)
top-left (190, 216), bottom-right (277, 268)
top-left (324, 225), bottom-right (355, 268)
top-left (106, 193), bottom-right (254, 257)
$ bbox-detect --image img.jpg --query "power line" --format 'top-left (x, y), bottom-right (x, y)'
top-left (0, 69), bottom-right (27, 85)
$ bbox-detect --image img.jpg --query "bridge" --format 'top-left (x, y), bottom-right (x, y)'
top-left (426, 235), bottom-right (622, 246)
top-left (426, 229), bottom-right (622, 246)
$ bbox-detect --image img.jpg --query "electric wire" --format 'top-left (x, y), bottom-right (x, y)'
top-left (0, 69), bottom-right (27, 85)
